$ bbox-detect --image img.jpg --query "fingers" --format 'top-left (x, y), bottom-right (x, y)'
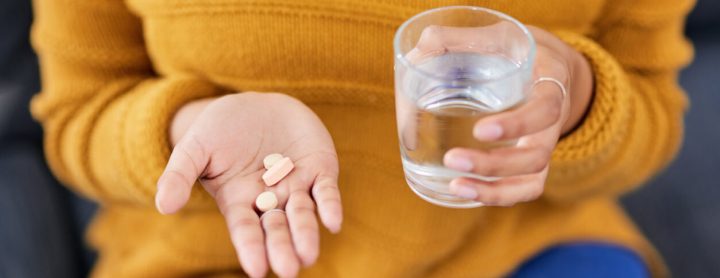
top-left (406, 23), bottom-right (514, 64)
top-left (286, 192), bottom-right (320, 267)
top-left (262, 210), bottom-right (301, 278)
top-left (156, 135), bottom-right (208, 214)
top-left (444, 146), bottom-right (552, 177)
top-left (225, 204), bottom-right (268, 278)
top-left (217, 177), bottom-right (268, 278)
top-left (311, 175), bottom-right (342, 233)
top-left (444, 117), bottom-right (560, 178)
top-left (472, 81), bottom-right (565, 141)
top-left (449, 166), bottom-right (549, 206)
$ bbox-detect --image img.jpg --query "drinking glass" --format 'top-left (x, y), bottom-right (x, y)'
top-left (393, 6), bottom-right (536, 208)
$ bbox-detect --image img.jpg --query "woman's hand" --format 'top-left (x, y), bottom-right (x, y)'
top-left (410, 25), bottom-right (594, 206)
top-left (155, 93), bottom-right (342, 278)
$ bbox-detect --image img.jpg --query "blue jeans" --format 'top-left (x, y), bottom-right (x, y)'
top-left (512, 242), bottom-right (650, 278)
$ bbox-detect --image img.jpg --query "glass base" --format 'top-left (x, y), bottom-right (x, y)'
top-left (404, 170), bottom-right (484, 209)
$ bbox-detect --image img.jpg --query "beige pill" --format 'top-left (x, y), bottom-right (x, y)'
top-left (262, 157), bottom-right (294, 186)
top-left (255, 191), bottom-right (278, 212)
top-left (263, 153), bottom-right (284, 170)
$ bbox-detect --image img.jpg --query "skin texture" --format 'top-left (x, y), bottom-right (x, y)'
top-left (155, 25), bottom-right (593, 277)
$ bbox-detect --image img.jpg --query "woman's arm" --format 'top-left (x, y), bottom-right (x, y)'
top-left (428, 2), bottom-right (693, 205)
top-left (33, 3), bottom-right (343, 276)
top-left (31, 0), bottom-right (224, 208)
top-left (544, 0), bottom-right (694, 201)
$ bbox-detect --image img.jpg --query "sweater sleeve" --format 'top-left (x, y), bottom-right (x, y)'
top-left (544, 0), bottom-right (694, 202)
top-left (30, 0), bottom-right (224, 208)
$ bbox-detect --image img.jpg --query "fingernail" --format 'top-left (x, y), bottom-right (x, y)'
top-left (155, 183), bottom-right (168, 214)
top-left (452, 183), bottom-right (478, 200)
top-left (474, 123), bottom-right (503, 141)
top-left (155, 195), bottom-right (166, 215)
top-left (445, 155), bottom-right (474, 172)
top-left (330, 225), bottom-right (342, 234)
top-left (155, 180), bottom-right (167, 214)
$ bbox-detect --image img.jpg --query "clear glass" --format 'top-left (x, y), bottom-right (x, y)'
top-left (393, 6), bottom-right (536, 208)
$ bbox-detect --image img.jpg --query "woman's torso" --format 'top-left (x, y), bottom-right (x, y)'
top-left (98, 1), bottom-right (649, 277)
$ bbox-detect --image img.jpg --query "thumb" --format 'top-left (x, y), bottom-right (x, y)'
top-left (156, 136), bottom-right (208, 214)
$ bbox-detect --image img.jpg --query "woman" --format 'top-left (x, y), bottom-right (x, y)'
top-left (31, 0), bottom-right (693, 277)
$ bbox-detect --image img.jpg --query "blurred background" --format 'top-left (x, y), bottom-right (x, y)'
top-left (0, 0), bottom-right (718, 277)
top-left (621, 1), bottom-right (720, 277)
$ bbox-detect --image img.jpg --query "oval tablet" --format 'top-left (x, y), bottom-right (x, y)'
top-left (262, 157), bottom-right (294, 186)
top-left (263, 153), bottom-right (284, 170)
top-left (255, 191), bottom-right (278, 212)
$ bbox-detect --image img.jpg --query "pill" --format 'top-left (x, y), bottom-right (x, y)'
top-left (262, 157), bottom-right (294, 186)
top-left (255, 191), bottom-right (278, 212)
top-left (263, 153), bottom-right (284, 170)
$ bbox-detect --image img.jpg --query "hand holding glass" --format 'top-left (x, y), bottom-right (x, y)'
top-left (394, 6), bottom-right (536, 208)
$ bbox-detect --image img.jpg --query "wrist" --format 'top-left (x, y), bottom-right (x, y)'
top-left (170, 97), bottom-right (217, 147)
top-left (561, 47), bottom-right (594, 135)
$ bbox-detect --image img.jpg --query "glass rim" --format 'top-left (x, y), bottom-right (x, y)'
top-left (393, 6), bottom-right (536, 83)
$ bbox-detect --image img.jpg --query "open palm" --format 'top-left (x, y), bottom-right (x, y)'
top-left (155, 92), bottom-right (342, 278)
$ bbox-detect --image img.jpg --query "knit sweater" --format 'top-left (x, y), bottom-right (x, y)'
top-left (30, 0), bottom-right (693, 277)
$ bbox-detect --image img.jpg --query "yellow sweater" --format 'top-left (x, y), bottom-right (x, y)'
top-left (31, 0), bottom-right (693, 277)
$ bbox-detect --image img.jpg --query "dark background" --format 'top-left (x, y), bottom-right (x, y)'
top-left (621, 1), bottom-right (720, 277)
top-left (0, 0), bottom-right (718, 277)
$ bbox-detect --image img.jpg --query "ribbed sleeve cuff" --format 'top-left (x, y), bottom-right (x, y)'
top-left (120, 77), bottom-right (223, 208)
top-left (544, 31), bottom-right (634, 201)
